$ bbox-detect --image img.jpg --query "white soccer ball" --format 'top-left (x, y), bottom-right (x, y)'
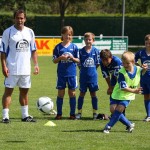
top-left (37, 97), bottom-right (54, 114)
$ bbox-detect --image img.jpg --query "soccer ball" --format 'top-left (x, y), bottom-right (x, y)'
top-left (36, 97), bottom-right (55, 114)
top-left (62, 52), bottom-right (73, 60)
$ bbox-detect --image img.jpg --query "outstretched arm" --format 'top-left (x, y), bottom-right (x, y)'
top-left (122, 87), bottom-right (143, 94)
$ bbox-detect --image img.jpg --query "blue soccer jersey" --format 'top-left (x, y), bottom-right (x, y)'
top-left (79, 46), bottom-right (100, 83)
top-left (100, 56), bottom-right (122, 86)
top-left (135, 48), bottom-right (150, 78)
top-left (135, 48), bottom-right (150, 94)
top-left (53, 42), bottom-right (79, 77)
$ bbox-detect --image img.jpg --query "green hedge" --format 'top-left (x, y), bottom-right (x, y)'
top-left (0, 14), bottom-right (35, 35)
top-left (0, 15), bottom-right (149, 45)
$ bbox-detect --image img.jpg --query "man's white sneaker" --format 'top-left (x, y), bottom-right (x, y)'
top-left (2, 118), bottom-right (10, 123)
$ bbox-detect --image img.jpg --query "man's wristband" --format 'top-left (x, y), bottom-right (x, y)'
top-left (34, 64), bottom-right (38, 67)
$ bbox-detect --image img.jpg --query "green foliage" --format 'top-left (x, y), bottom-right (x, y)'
top-left (1, 0), bottom-right (150, 15)
top-left (0, 56), bottom-right (150, 150)
top-left (0, 15), bottom-right (13, 33)
top-left (0, 14), bottom-right (149, 46)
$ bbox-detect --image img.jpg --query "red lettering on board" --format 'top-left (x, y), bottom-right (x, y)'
top-left (35, 40), bottom-right (50, 49)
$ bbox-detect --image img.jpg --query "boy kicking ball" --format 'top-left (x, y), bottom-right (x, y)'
top-left (103, 51), bottom-right (147, 133)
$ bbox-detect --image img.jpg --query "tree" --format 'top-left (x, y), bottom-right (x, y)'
top-left (59, 0), bottom-right (70, 29)
top-left (15, 0), bottom-right (27, 11)
top-left (0, 0), bottom-right (32, 12)
top-left (58, 0), bottom-right (87, 29)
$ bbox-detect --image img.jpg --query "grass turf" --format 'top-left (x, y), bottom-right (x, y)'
top-left (0, 56), bottom-right (149, 150)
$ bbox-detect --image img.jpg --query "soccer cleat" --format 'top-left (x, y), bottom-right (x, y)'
top-left (22, 116), bottom-right (36, 122)
top-left (126, 123), bottom-right (135, 133)
top-left (2, 118), bottom-right (10, 123)
top-left (126, 122), bottom-right (135, 130)
top-left (93, 113), bottom-right (98, 120)
top-left (69, 115), bottom-right (76, 120)
top-left (75, 113), bottom-right (82, 120)
top-left (103, 125), bottom-right (111, 134)
top-left (55, 115), bottom-right (62, 120)
top-left (143, 116), bottom-right (150, 122)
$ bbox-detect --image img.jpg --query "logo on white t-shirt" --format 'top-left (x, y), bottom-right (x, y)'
top-left (16, 39), bottom-right (29, 52)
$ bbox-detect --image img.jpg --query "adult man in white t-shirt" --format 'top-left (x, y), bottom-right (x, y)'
top-left (0, 9), bottom-right (39, 123)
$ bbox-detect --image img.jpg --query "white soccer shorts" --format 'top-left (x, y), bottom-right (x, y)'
top-left (4, 75), bottom-right (31, 88)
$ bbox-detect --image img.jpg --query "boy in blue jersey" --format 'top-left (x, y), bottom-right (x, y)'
top-left (53, 26), bottom-right (80, 120)
top-left (75, 32), bottom-right (100, 120)
top-left (103, 51), bottom-right (147, 133)
top-left (100, 49), bottom-right (122, 95)
top-left (135, 34), bottom-right (150, 122)
top-left (98, 49), bottom-right (123, 119)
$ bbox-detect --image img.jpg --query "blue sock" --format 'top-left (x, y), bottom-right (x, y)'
top-left (108, 110), bottom-right (121, 127)
top-left (92, 97), bottom-right (98, 110)
top-left (70, 97), bottom-right (76, 115)
top-left (77, 96), bottom-right (84, 110)
top-left (56, 97), bottom-right (63, 115)
top-left (144, 100), bottom-right (150, 117)
top-left (119, 114), bottom-right (131, 126)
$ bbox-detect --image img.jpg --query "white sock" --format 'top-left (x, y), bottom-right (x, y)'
top-left (21, 105), bottom-right (29, 119)
top-left (2, 108), bottom-right (9, 119)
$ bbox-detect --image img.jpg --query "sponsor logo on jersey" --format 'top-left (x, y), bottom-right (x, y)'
top-left (16, 39), bottom-right (29, 52)
top-left (83, 57), bottom-right (94, 67)
top-left (130, 86), bottom-right (137, 89)
top-left (143, 60), bottom-right (150, 70)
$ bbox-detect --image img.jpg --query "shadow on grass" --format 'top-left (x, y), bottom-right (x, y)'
top-left (49, 117), bottom-right (104, 121)
top-left (6, 141), bottom-right (26, 143)
top-left (61, 129), bottom-right (126, 133)
top-left (62, 129), bottom-right (100, 132)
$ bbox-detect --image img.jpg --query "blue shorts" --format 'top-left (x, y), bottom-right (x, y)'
top-left (56, 76), bottom-right (78, 90)
top-left (79, 82), bottom-right (99, 93)
top-left (110, 97), bottom-right (130, 108)
top-left (140, 81), bottom-right (150, 94)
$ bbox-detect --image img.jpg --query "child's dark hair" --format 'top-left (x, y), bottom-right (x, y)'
top-left (100, 49), bottom-right (112, 59)
top-left (13, 9), bottom-right (26, 19)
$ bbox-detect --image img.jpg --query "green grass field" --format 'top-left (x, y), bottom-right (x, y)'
top-left (0, 56), bottom-right (149, 150)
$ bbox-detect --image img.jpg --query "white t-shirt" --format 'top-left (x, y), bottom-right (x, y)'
top-left (0, 25), bottom-right (36, 75)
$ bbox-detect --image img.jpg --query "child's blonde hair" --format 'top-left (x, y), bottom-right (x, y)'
top-left (121, 51), bottom-right (135, 63)
top-left (84, 32), bottom-right (95, 41)
top-left (145, 34), bottom-right (150, 41)
top-left (61, 26), bottom-right (73, 41)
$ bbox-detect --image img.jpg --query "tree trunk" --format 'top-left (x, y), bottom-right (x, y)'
top-left (59, 0), bottom-right (69, 31)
